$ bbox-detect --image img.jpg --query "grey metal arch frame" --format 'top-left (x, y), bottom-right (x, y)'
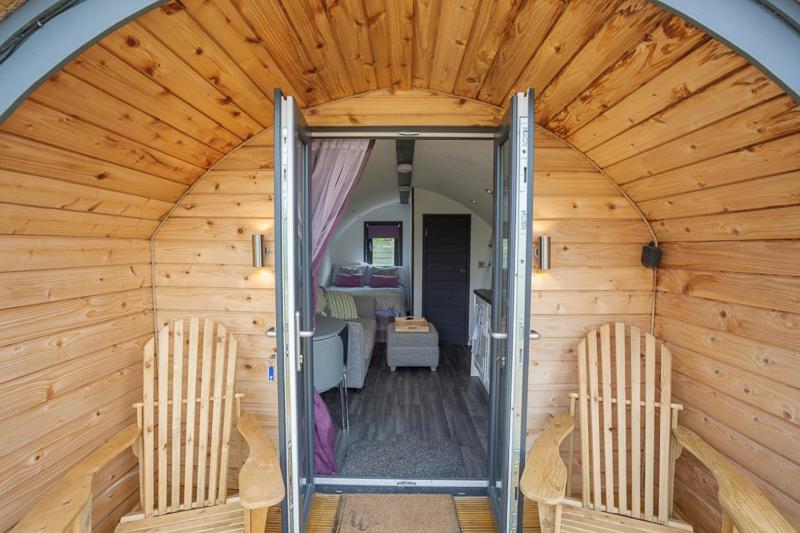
top-left (0, 0), bottom-right (165, 124)
top-left (651, 0), bottom-right (800, 102)
top-left (0, 0), bottom-right (799, 124)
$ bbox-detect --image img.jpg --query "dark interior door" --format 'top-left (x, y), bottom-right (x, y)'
top-left (422, 214), bottom-right (471, 344)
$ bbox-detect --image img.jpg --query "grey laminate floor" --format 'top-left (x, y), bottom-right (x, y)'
top-left (321, 343), bottom-right (490, 479)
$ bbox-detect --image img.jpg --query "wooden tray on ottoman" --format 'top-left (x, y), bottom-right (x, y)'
top-left (395, 316), bottom-right (430, 332)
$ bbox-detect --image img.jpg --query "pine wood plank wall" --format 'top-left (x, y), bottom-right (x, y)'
top-left (526, 130), bottom-right (653, 447)
top-left (153, 135), bottom-right (279, 479)
top-left (0, 0), bottom-right (797, 530)
top-left (0, 243), bottom-right (154, 531)
top-left (646, 115), bottom-right (800, 529)
top-left (152, 91), bottom-right (509, 464)
top-left (151, 90), bottom-right (653, 504)
top-left (550, 25), bottom-right (800, 529)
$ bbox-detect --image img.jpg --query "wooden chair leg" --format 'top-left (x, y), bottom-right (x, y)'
top-left (537, 503), bottom-right (562, 533)
top-left (245, 508), bottom-right (268, 533)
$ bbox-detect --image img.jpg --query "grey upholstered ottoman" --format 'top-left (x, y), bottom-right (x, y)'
top-left (386, 322), bottom-right (440, 371)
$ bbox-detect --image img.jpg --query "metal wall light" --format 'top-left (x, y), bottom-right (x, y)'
top-left (252, 234), bottom-right (270, 268)
top-left (537, 235), bottom-right (551, 271)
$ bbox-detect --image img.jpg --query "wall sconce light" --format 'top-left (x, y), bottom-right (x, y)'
top-left (252, 234), bottom-right (270, 268)
top-left (537, 235), bottom-right (551, 271)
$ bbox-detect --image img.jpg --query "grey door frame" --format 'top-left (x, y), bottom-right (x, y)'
top-left (309, 126), bottom-right (519, 501)
top-left (486, 91), bottom-right (535, 533)
top-left (274, 89), bottom-right (316, 533)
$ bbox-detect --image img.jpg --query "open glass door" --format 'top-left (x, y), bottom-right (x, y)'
top-left (488, 90), bottom-right (535, 533)
top-left (273, 89), bottom-right (315, 533)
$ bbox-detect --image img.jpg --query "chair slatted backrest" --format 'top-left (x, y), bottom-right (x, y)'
top-left (570, 323), bottom-right (681, 525)
top-left (137, 318), bottom-right (239, 518)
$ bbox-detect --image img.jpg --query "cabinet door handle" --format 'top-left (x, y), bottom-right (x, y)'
top-left (490, 331), bottom-right (507, 340)
top-left (529, 330), bottom-right (541, 340)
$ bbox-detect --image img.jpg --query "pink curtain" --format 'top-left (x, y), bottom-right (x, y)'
top-left (310, 139), bottom-right (375, 276)
top-left (309, 139), bottom-right (373, 475)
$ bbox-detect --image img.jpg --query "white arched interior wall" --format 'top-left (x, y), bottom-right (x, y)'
top-left (322, 201), bottom-right (412, 286)
top-left (319, 139), bottom-right (413, 286)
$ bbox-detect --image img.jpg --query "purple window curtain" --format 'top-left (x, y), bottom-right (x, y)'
top-left (310, 139), bottom-right (375, 277)
top-left (366, 222), bottom-right (401, 239)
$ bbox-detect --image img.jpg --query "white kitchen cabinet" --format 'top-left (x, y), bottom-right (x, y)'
top-left (470, 292), bottom-right (491, 393)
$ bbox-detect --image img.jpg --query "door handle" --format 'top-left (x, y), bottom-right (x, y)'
top-left (266, 327), bottom-right (277, 338)
top-left (458, 268), bottom-right (466, 274)
top-left (529, 330), bottom-right (541, 340)
top-left (490, 331), bottom-right (507, 340)
top-left (293, 312), bottom-right (316, 372)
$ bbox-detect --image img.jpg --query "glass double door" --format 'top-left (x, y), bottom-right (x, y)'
top-left (274, 89), bottom-right (315, 533)
top-left (274, 89), bottom-right (534, 532)
top-left (488, 90), bottom-right (535, 533)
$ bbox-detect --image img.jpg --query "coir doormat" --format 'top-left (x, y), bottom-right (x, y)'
top-left (335, 493), bottom-right (461, 533)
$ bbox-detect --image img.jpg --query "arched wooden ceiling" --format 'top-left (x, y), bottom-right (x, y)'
top-left (0, 0), bottom-right (797, 241)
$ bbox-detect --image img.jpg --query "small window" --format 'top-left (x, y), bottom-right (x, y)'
top-left (364, 222), bottom-right (402, 266)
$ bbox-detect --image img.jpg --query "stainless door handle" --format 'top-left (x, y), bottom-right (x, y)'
top-left (529, 330), bottom-right (541, 340)
top-left (490, 331), bottom-right (507, 340)
top-left (299, 330), bottom-right (315, 338)
top-left (458, 268), bottom-right (466, 273)
top-left (266, 327), bottom-right (277, 338)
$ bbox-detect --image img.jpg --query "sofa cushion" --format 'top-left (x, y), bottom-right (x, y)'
top-left (334, 272), bottom-right (364, 287)
top-left (353, 295), bottom-right (376, 318)
top-left (371, 265), bottom-right (400, 277)
top-left (333, 263), bottom-right (370, 285)
top-left (326, 292), bottom-right (358, 320)
top-left (343, 317), bottom-right (377, 390)
top-left (358, 318), bottom-right (376, 362)
top-left (369, 274), bottom-right (399, 288)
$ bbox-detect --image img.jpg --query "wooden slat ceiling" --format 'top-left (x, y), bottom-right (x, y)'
top-left (0, 0), bottom-right (798, 238)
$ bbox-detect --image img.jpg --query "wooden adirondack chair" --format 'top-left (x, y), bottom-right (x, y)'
top-left (520, 323), bottom-right (795, 533)
top-left (12, 318), bottom-right (284, 533)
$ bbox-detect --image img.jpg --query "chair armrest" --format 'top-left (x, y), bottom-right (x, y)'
top-left (12, 424), bottom-right (140, 533)
top-left (237, 412), bottom-right (285, 509)
top-left (673, 425), bottom-right (796, 533)
top-left (520, 412), bottom-right (575, 505)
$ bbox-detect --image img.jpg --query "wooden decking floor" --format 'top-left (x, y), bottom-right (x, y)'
top-left (265, 494), bottom-right (541, 532)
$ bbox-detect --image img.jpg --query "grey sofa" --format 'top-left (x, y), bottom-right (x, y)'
top-left (344, 295), bottom-right (377, 389)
